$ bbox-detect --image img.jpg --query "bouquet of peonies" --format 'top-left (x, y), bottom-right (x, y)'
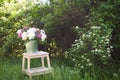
top-left (17, 26), bottom-right (47, 41)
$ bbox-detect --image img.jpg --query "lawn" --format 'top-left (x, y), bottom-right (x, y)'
top-left (0, 57), bottom-right (120, 80)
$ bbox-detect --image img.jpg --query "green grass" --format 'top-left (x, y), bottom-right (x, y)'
top-left (0, 57), bottom-right (120, 80)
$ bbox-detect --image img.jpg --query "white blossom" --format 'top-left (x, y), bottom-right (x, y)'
top-left (93, 33), bottom-right (95, 36)
top-left (107, 50), bottom-right (110, 53)
top-left (103, 55), bottom-right (106, 58)
top-left (75, 39), bottom-right (78, 42)
top-left (40, 30), bottom-right (45, 34)
top-left (88, 63), bottom-right (92, 66)
top-left (27, 30), bottom-right (36, 40)
top-left (91, 26), bottom-right (100, 29)
top-left (81, 66), bottom-right (84, 68)
top-left (81, 55), bottom-right (84, 58)
top-left (105, 39), bottom-right (109, 42)
top-left (98, 50), bottom-right (101, 52)
top-left (91, 50), bottom-right (94, 52)
top-left (22, 32), bottom-right (28, 40)
top-left (95, 49), bottom-right (98, 52)
top-left (41, 33), bottom-right (47, 41)
top-left (87, 59), bottom-right (90, 62)
top-left (29, 28), bottom-right (37, 32)
top-left (72, 58), bottom-right (75, 61)
top-left (110, 46), bottom-right (113, 49)
top-left (106, 41), bottom-right (109, 44)
top-left (75, 26), bottom-right (79, 29)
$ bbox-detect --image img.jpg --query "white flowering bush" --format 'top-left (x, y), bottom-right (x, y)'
top-left (17, 26), bottom-right (47, 42)
top-left (65, 25), bottom-right (113, 70)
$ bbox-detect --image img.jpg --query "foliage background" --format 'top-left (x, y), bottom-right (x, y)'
top-left (0, 0), bottom-right (120, 61)
top-left (0, 0), bottom-right (120, 80)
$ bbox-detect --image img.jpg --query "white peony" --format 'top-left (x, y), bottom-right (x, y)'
top-left (29, 28), bottom-right (37, 32)
top-left (27, 28), bottom-right (36, 33)
top-left (22, 32), bottom-right (28, 40)
top-left (27, 30), bottom-right (36, 40)
top-left (40, 30), bottom-right (45, 34)
top-left (41, 33), bottom-right (47, 41)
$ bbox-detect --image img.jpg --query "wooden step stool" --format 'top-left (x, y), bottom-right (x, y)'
top-left (22, 51), bottom-right (53, 79)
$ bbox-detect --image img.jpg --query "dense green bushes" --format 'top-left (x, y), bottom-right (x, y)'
top-left (0, 1), bottom-right (53, 56)
top-left (0, 0), bottom-right (88, 56)
top-left (0, 0), bottom-right (120, 80)
top-left (0, 0), bottom-right (35, 56)
top-left (0, 0), bottom-right (120, 61)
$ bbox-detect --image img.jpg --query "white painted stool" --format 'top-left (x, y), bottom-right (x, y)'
top-left (22, 51), bottom-right (53, 79)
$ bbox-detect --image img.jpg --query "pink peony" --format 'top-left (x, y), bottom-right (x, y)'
top-left (17, 29), bottom-right (22, 38)
top-left (36, 34), bottom-right (42, 39)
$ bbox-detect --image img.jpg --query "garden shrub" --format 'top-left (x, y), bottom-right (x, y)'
top-left (88, 0), bottom-right (120, 60)
top-left (47, 39), bottom-right (62, 57)
top-left (65, 25), bottom-right (112, 70)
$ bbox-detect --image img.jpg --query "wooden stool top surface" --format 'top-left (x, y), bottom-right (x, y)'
top-left (23, 51), bottom-right (49, 58)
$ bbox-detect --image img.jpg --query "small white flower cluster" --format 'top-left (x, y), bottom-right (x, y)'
top-left (91, 26), bottom-right (100, 29)
top-left (75, 26), bottom-right (79, 29)
top-left (72, 53), bottom-right (93, 70)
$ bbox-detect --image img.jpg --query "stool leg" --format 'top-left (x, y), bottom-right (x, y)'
top-left (28, 58), bottom-right (30, 71)
top-left (47, 55), bottom-right (51, 69)
top-left (30, 75), bottom-right (32, 80)
top-left (22, 57), bottom-right (25, 71)
top-left (41, 57), bottom-right (45, 68)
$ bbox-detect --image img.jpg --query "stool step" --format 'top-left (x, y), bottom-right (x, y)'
top-left (23, 67), bottom-right (52, 76)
